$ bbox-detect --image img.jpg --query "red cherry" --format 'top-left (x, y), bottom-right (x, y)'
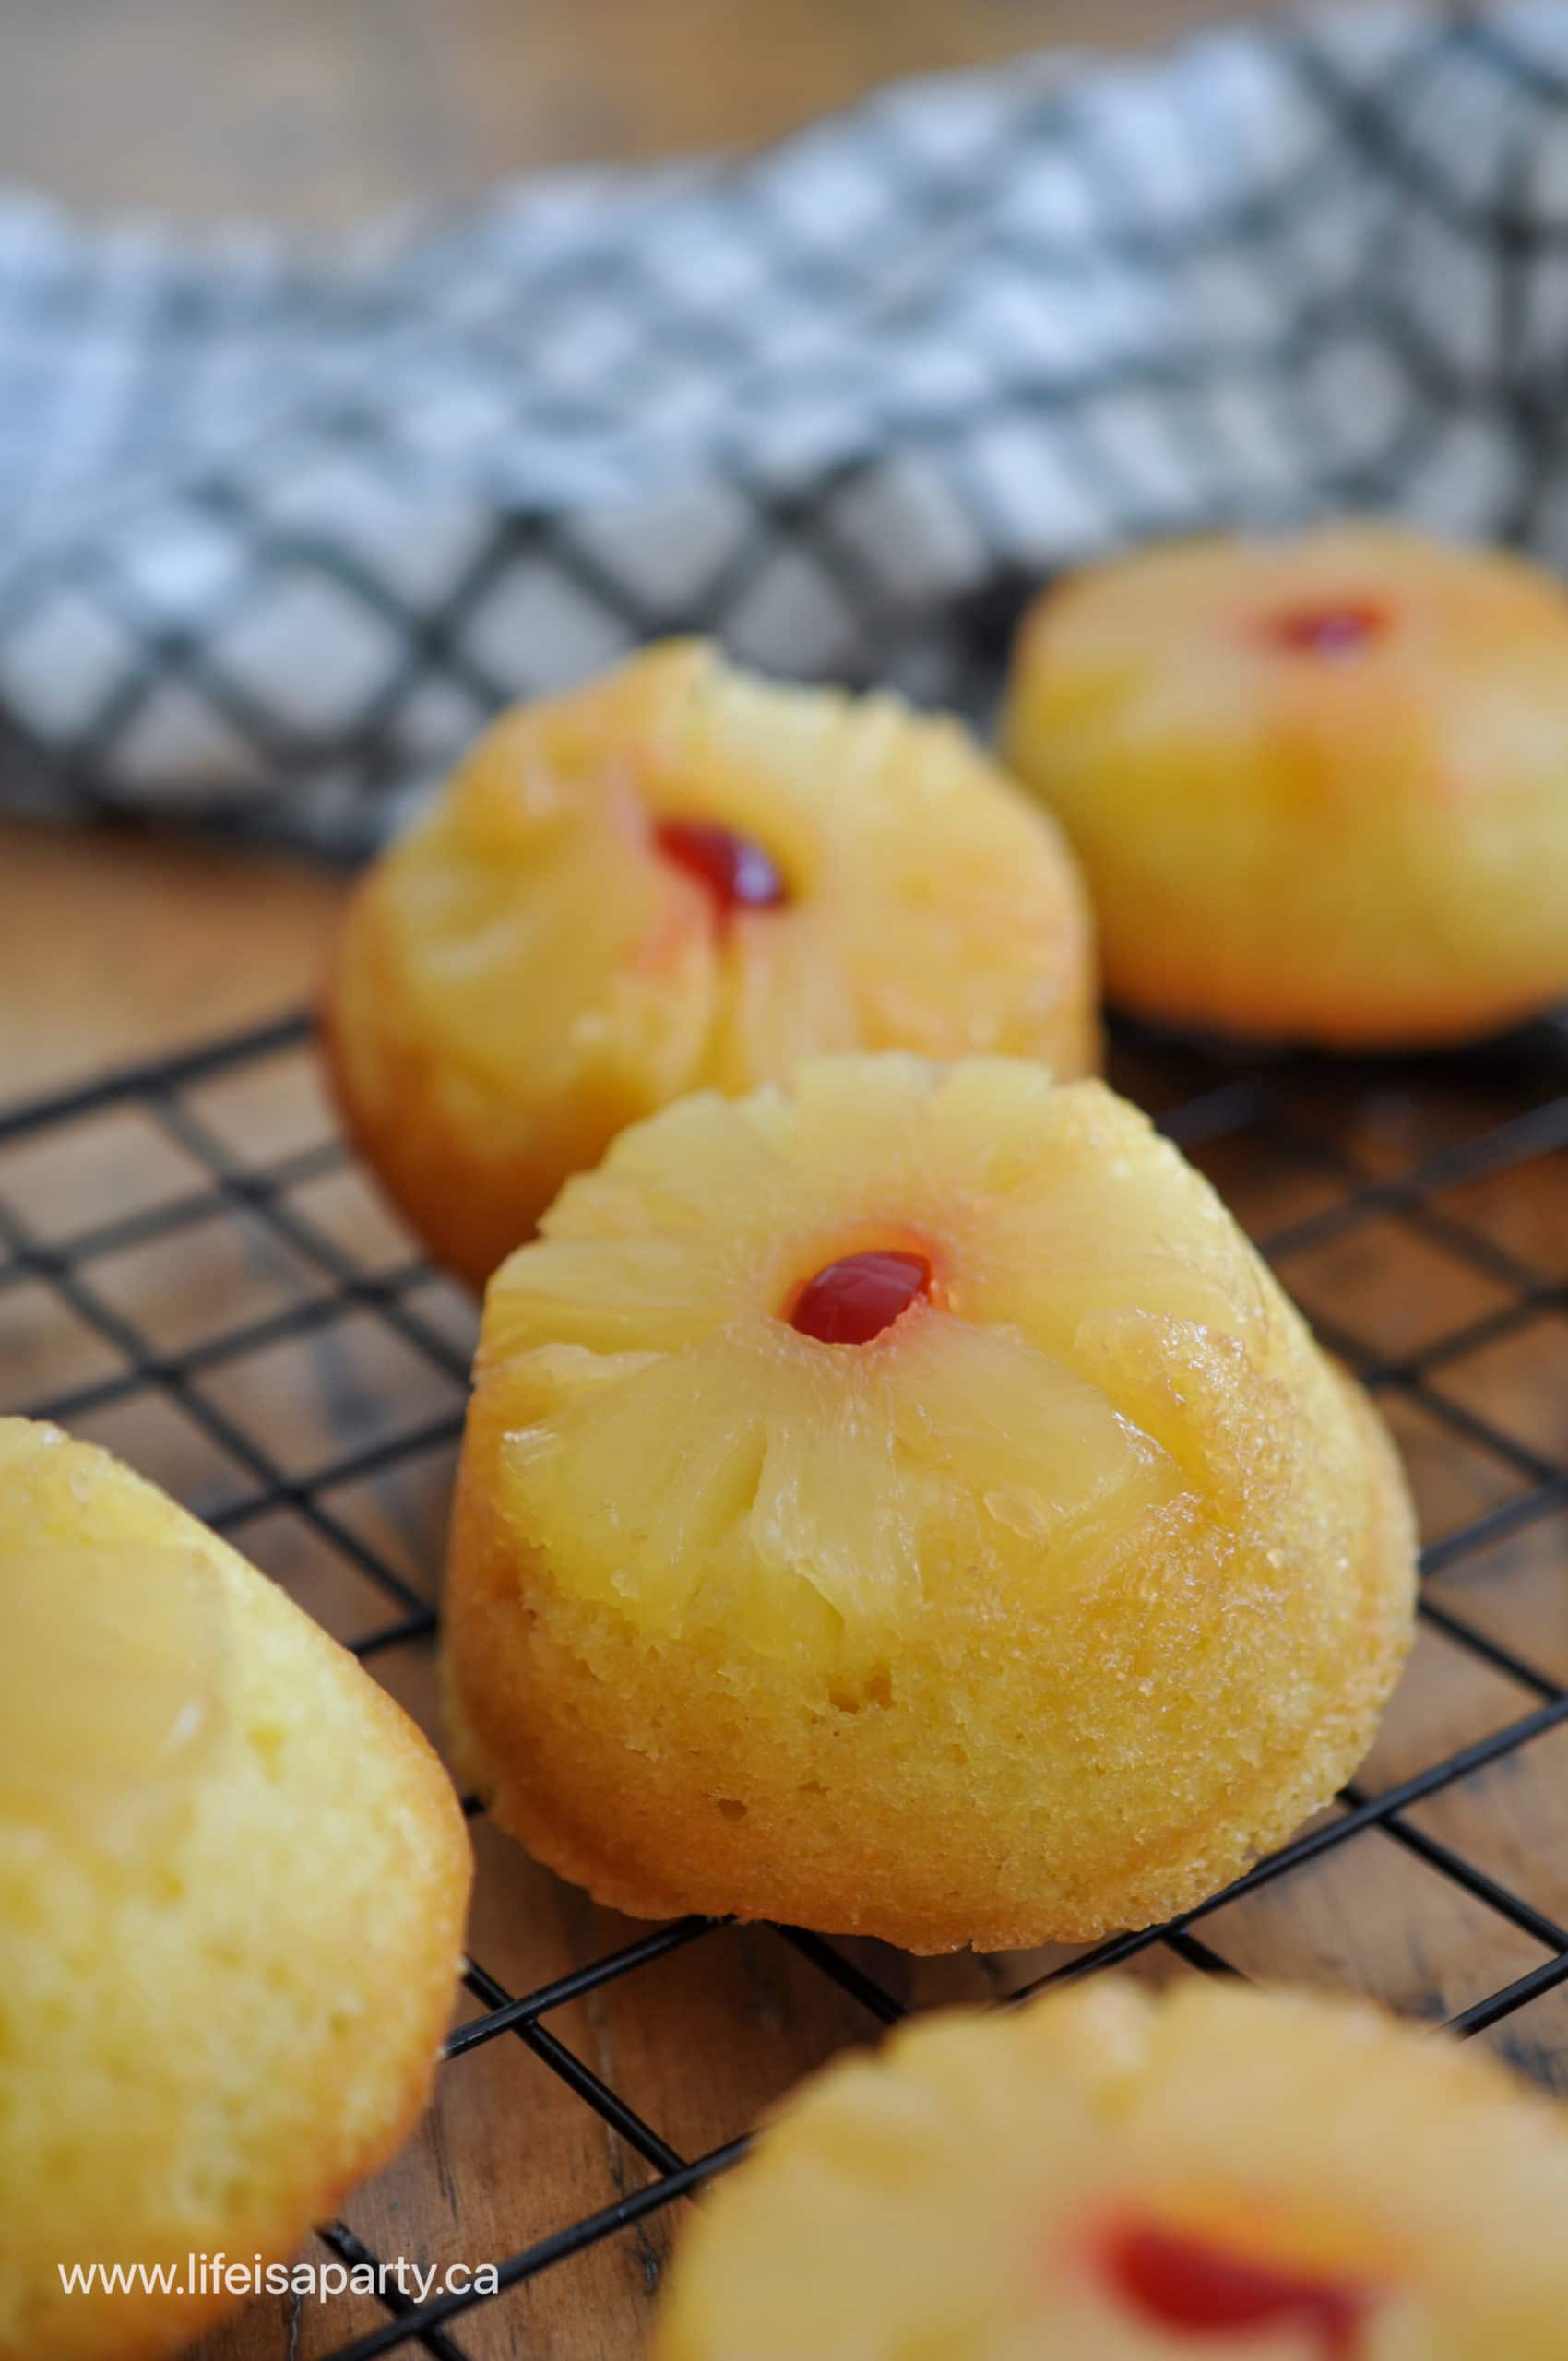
top-left (656, 819), bottom-right (788, 918)
top-left (1103, 2220), bottom-right (1372, 2357)
top-left (789, 1251), bottom-right (932, 1346)
top-left (1267, 601), bottom-right (1387, 659)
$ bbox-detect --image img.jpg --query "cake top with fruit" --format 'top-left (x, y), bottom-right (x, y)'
top-left (473, 1051), bottom-right (1372, 1645)
top-left (326, 641), bottom-right (1097, 1286)
top-left (654, 1979), bottom-right (1568, 2359)
top-left (1016, 520), bottom-right (1568, 708)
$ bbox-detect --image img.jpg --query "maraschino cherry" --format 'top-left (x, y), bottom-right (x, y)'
top-left (656, 819), bottom-right (788, 918)
top-left (1103, 2218), bottom-right (1372, 2357)
top-left (789, 1251), bottom-right (932, 1346)
top-left (1267, 601), bottom-right (1386, 660)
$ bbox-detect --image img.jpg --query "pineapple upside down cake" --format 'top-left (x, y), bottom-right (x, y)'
top-left (653, 1979), bottom-right (1568, 2361)
top-left (324, 640), bottom-right (1097, 1290)
top-left (0, 1419), bottom-right (470, 2361)
top-left (1004, 521), bottom-right (1568, 1050)
top-left (444, 1053), bottom-right (1415, 1952)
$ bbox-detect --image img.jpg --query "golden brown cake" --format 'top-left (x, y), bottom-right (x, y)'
top-left (654, 1978), bottom-right (1568, 2359)
top-left (0, 1418), bottom-right (472, 2361)
top-left (1002, 521), bottom-right (1568, 1049)
top-left (324, 640), bottom-right (1097, 1288)
top-left (445, 1052), bottom-right (1414, 1952)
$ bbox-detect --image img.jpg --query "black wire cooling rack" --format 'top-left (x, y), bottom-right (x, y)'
top-left (6, 1004), bottom-right (1568, 2358)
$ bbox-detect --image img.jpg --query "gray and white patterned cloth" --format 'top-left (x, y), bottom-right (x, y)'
top-left (3, 0), bottom-right (1568, 858)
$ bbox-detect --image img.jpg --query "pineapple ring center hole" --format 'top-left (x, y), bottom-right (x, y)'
top-left (655, 818), bottom-right (790, 917)
top-left (1100, 2218), bottom-right (1373, 2358)
top-left (788, 1250), bottom-right (932, 1346)
top-left (1264, 599), bottom-right (1387, 660)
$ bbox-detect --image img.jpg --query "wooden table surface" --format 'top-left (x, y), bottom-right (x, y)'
top-left (11, 11), bottom-right (1568, 2361)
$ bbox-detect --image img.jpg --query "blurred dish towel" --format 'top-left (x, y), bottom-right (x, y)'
top-left (3, 0), bottom-right (1568, 855)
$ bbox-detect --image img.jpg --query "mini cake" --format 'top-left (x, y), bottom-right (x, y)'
top-left (653, 1979), bottom-right (1568, 2359)
top-left (0, 1418), bottom-right (472, 2361)
top-left (1002, 521), bottom-right (1568, 1049)
top-left (445, 1052), bottom-right (1414, 1952)
top-left (324, 640), bottom-right (1097, 1288)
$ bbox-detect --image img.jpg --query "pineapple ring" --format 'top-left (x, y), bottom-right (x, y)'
top-left (324, 641), bottom-right (1098, 1288)
top-left (0, 1419), bottom-right (471, 2361)
top-left (652, 1979), bottom-right (1568, 2360)
top-left (1002, 521), bottom-right (1568, 1050)
top-left (445, 1054), bottom-right (1415, 1952)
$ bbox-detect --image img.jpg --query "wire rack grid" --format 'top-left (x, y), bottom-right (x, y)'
top-left (5, 1003), bottom-right (1568, 2358)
